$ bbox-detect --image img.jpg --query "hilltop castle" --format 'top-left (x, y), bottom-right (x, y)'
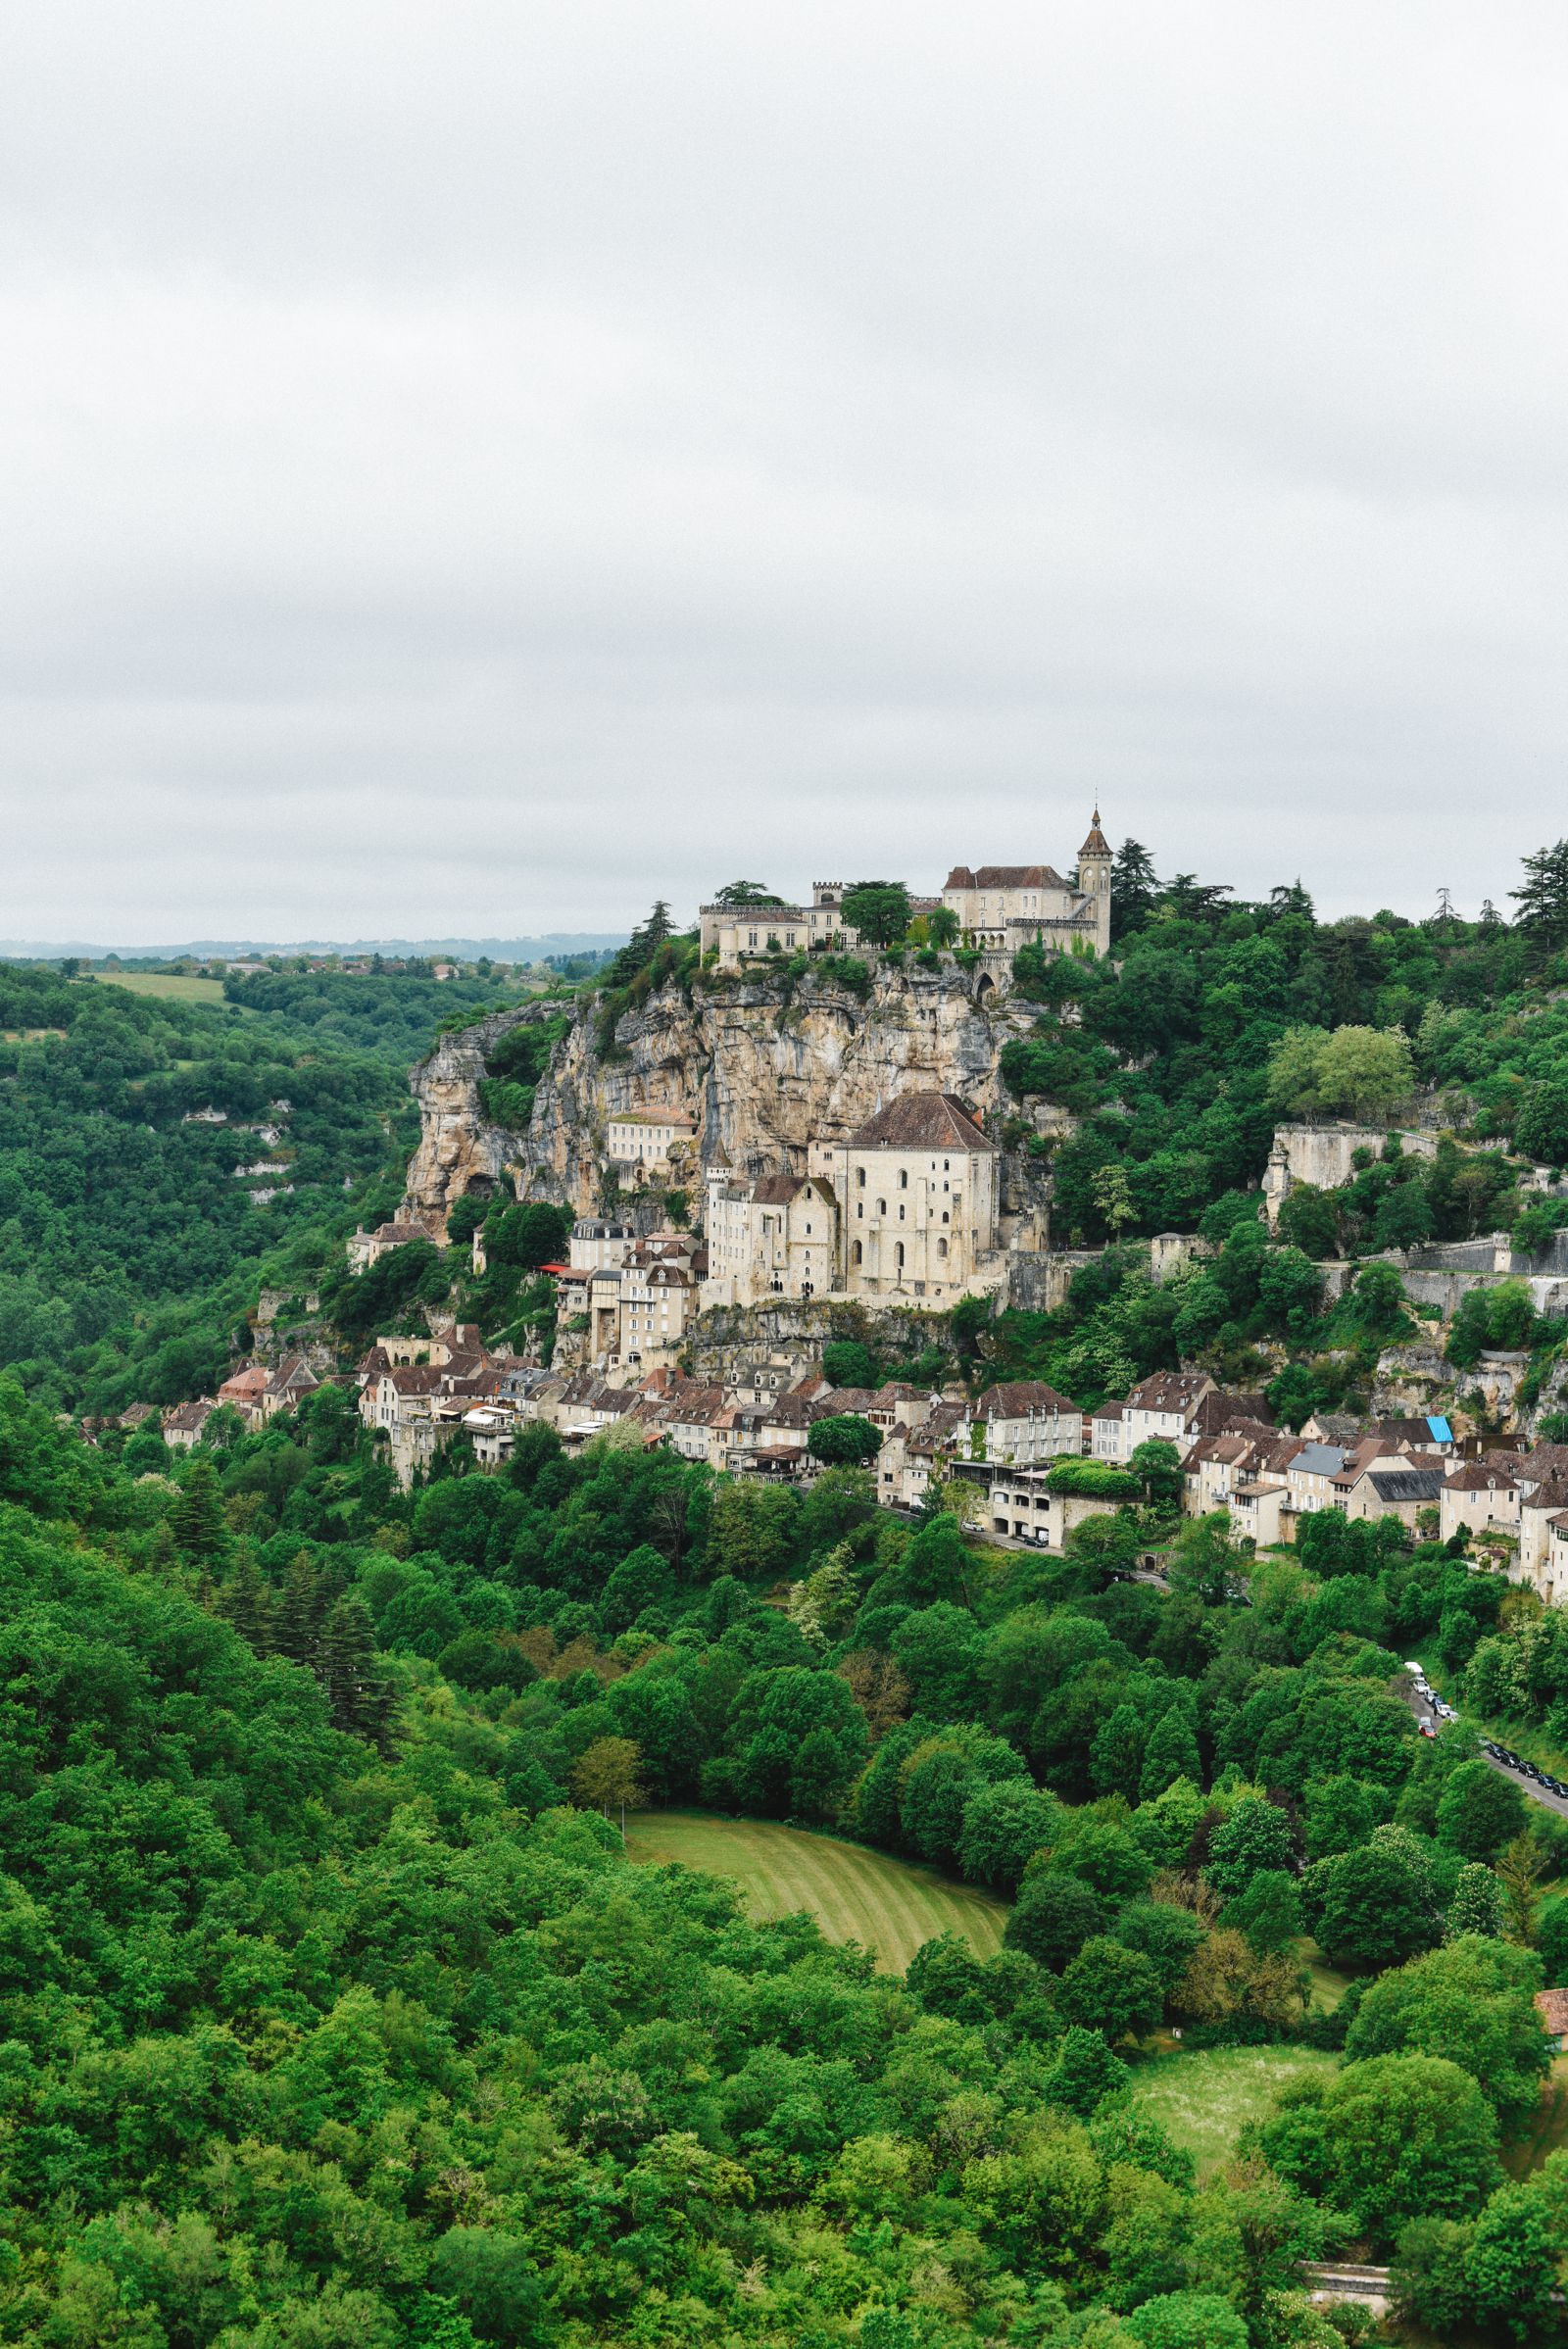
top-left (698, 811), bottom-right (1112, 974)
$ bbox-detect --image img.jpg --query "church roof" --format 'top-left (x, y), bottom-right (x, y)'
top-left (846, 1091), bottom-right (998, 1152)
top-left (1080, 808), bottom-right (1111, 858)
top-left (944, 863), bottom-right (1066, 890)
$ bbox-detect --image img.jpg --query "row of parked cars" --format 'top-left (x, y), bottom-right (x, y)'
top-left (1403, 1663), bottom-right (1567, 1797)
top-left (1404, 1662), bottom-right (1457, 1737)
top-left (1481, 1739), bottom-right (1568, 1799)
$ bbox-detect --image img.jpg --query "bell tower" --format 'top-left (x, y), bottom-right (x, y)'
top-left (1078, 807), bottom-right (1112, 955)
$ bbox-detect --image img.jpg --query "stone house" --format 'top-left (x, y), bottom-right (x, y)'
top-left (346, 1218), bottom-right (428, 1272)
top-left (1336, 1457), bottom-right (1444, 1525)
top-left (808, 1091), bottom-right (1003, 1304)
top-left (605, 1108), bottom-right (699, 1175)
top-left (1518, 1477), bottom-right (1568, 1598)
top-left (1440, 1458), bottom-right (1523, 1547)
top-left (702, 1168), bottom-right (840, 1308)
top-left (699, 883), bottom-right (859, 973)
top-left (1112, 1373), bottom-right (1217, 1461)
top-left (964, 1381), bottom-right (1083, 1466)
top-left (981, 1468), bottom-right (1130, 1548)
top-left (616, 1257), bottom-right (695, 1371)
top-left (163, 1397), bottom-right (219, 1450)
top-left (1229, 1481), bottom-right (1290, 1547)
top-left (941, 815), bottom-right (1112, 961)
top-left (1283, 1442), bottom-right (1354, 1519)
top-left (569, 1219), bottom-right (637, 1271)
top-left (1091, 1401), bottom-right (1128, 1460)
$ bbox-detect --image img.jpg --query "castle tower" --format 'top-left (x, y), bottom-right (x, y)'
top-left (1078, 807), bottom-right (1112, 955)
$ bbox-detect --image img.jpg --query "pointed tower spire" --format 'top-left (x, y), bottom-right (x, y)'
top-left (1079, 807), bottom-right (1110, 859)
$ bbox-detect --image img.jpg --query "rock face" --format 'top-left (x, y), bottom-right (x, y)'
top-left (401, 1004), bottom-right (557, 1237)
top-left (405, 965), bottom-right (1041, 1229)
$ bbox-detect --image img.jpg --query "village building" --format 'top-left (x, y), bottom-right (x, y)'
top-left (941, 816), bottom-right (1112, 961)
top-left (162, 1396), bottom-right (220, 1450)
top-left (346, 1217), bottom-right (429, 1272)
top-left (699, 884), bottom-right (859, 974)
top-left (702, 1166), bottom-right (840, 1308)
top-left (808, 1091), bottom-right (1004, 1304)
top-left (1091, 1401), bottom-right (1128, 1460)
top-left (1440, 1457), bottom-right (1523, 1547)
top-left (569, 1219), bottom-right (637, 1271)
top-left (963, 1381), bottom-right (1083, 1466)
top-left (605, 1108), bottom-right (699, 1174)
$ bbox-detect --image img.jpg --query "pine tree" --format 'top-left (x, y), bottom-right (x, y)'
top-left (1109, 840), bottom-right (1160, 940)
top-left (319, 1595), bottom-right (391, 1742)
top-left (168, 1457), bottom-right (230, 1567)
top-left (275, 1549), bottom-right (324, 1670)
top-left (1510, 839), bottom-right (1568, 951)
top-left (220, 1550), bottom-right (275, 1656)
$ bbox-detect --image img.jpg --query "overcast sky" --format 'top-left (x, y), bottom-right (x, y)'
top-left (4, 2), bottom-right (1567, 942)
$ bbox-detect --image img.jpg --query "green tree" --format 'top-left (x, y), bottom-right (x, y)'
top-left (1436, 1759), bottom-right (1527, 1863)
top-left (169, 1456), bottom-right (230, 1565)
top-left (1464, 2183), bottom-right (1560, 2343)
top-left (1056, 1934), bottom-right (1162, 2041)
top-left (1207, 1795), bottom-right (1295, 1898)
top-left (1509, 837), bottom-right (1568, 951)
top-left (841, 882), bottom-right (913, 949)
top-left (807, 1413), bottom-right (882, 1468)
top-left (1446, 1863), bottom-right (1504, 1941)
top-left (570, 1736), bottom-right (646, 1818)
top-left (1125, 2294), bottom-right (1248, 2349)
top-left (1345, 1934), bottom-right (1550, 2128)
top-left (1306, 1839), bottom-right (1441, 1972)
top-left (1260, 2054), bottom-right (1500, 2240)
top-left (1005, 1873), bottom-right (1106, 1972)
top-left (1139, 1709), bottom-right (1202, 1800)
top-left (1515, 1081), bottom-right (1568, 1166)
top-left (1129, 1438), bottom-right (1183, 1513)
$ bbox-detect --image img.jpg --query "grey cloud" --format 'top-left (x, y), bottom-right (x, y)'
top-left (2, 0), bottom-right (1567, 939)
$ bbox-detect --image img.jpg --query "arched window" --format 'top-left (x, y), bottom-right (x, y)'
top-left (853, 1239), bottom-right (862, 1265)
top-left (937, 1237), bottom-right (949, 1259)
top-left (857, 1168), bottom-right (865, 1188)
top-left (899, 1170), bottom-right (908, 1189)
top-left (941, 1210), bottom-right (950, 1224)
top-left (895, 1242), bottom-right (906, 1269)
top-left (877, 1199), bottom-right (887, 1216)
top-left (898, 1204), bottom-right (906, 1220)
top-left (857, 1202), bottom-right (863, 1219)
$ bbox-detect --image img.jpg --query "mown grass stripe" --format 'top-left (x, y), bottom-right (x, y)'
top-left (624, 1809), bottom-right (1008, 1974)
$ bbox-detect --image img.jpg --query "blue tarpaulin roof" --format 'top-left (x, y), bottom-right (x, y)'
top-left (1427, 1415), bottom-right (1453, 1444)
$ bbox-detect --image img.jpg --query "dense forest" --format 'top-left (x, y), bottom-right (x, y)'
top-left (0, 969), bottom-right (430, 1420)
top-left (2, 1368), bottom-right (1560, 2346)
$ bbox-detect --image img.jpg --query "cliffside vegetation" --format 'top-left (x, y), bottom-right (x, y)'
top-left (3, 1360), bottom-right (1566, 2343)
top-left (984, 839), bottom-right (1568, 1422)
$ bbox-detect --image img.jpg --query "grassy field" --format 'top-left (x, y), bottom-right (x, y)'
top-left (92, 973), bottom-right (229, 1005)
top-left (624, 1809), bottom-right (1008, 1975)
top-left (1129, 2045), bottom-right (1338, 2178)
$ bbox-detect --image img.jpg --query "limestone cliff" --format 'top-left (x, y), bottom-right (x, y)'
top-left (404, 965), bottom-right (1042, 1232)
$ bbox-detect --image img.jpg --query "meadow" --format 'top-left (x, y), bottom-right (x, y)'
top-left (625, 1807), bottom-right (1008, 1974)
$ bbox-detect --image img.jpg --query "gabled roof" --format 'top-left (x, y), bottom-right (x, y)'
top-left (1287, 1444), bottom-right (1350, 1478)
top-left (944, 863), bottom-right (1067, 891)
top-left (752, 1174), bottom-right (805, 1205)
top-left (846, 1092), bottom-right (997, 1153)
top-left (1367, 1468), bottom-right (1446, 1503)
top-left (974, 1380), bottom-right (1079, 1419)
top-left (1445, 1459), bottom-right (1521, 1493)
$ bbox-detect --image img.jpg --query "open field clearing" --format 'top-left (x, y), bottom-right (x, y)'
top-left (93, 973), bottom-right (229, 1004)
top-left (625, 1809), bottom-right (1007, 1974)
top-left (1129, 2044), bottom-right (1338, 2178)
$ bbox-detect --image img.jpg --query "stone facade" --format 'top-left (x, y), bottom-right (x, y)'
top-left (942, 814), bottom-right (1112, 962)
